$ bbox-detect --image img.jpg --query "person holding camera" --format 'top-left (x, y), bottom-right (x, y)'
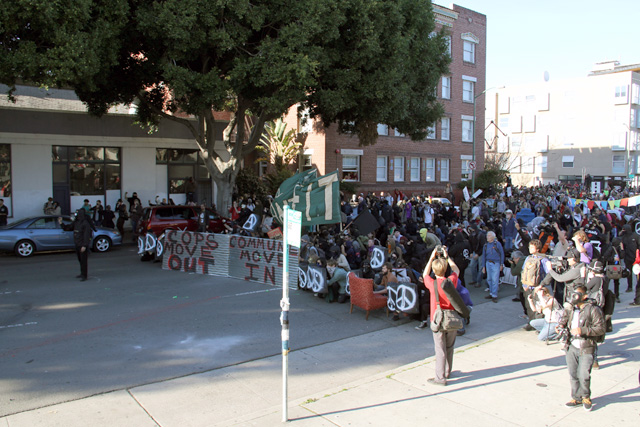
top-left (423, 247), bottom-right (470, 386)
top-left (556, 285), bottom-right (605, 411)
top-left (542, 248), bottom-right (586, 305)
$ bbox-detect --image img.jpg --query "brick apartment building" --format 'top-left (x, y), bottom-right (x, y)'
top-left (269, 4), bottom-right (487, 203)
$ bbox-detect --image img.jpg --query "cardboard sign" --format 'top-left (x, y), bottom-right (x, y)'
top-left (267, 227), bottom-right (283, 239)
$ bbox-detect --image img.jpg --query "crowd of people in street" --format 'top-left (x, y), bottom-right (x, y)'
top-left (35, 177), bottom-right (640, 411)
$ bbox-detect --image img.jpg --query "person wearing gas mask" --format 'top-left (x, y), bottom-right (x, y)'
top-left (59, 209), bottom-right (96, 281)
top-left (556, 285), bottom-right (605, 411)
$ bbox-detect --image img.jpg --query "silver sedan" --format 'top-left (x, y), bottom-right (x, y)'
top-left (0, 215), bottom-right (122, 257)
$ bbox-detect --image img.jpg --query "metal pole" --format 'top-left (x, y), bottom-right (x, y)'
top-left (472, 97), bottom-right (477, 194)
top-left (281, 206), bottom-right (290, 422)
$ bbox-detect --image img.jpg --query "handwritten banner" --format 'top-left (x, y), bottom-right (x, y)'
top-left (163, 231), bottom-right (298, 287)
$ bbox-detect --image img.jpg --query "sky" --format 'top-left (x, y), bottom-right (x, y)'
top-left (443, 0), bottom-right (639, 88)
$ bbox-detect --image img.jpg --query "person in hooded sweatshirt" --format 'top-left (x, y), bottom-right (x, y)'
top-left (59, 209), bottom-right (95, 281)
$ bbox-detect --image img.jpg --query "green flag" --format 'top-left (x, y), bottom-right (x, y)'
top-left (271, 169), bottom-right (341, 226)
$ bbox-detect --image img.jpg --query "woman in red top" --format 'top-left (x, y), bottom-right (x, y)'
top-left (423, 247), bottom-right (461, 386)
top-left (228, 200), bottom-right (240, 222)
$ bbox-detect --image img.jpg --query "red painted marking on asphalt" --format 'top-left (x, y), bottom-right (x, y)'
top-left (0, 288), bottom-right (276, 358)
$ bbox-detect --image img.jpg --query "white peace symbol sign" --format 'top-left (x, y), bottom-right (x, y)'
top-left (394, 284), bottom-right (417, 312)
top-left (309, 267), bottom-right (326, 293)
top-left (298, 267), bottom-right (309, 290)
top-left (635, 221), bottom-right (640, 235)
top-left (370, 247), bottom-right (385, 269)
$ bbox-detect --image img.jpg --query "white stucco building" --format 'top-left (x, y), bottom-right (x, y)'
top-left (484, 61), bottom-right (640, 191)
top-left (0, 85), bottom-right (231, 220)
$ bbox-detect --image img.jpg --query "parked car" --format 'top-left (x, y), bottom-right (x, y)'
top-left (0, 215), bottom-right (122, 257)
top-left (430, 197), bottom-right (460, 212)
top-left (137, 205), bottom-right (229, 261)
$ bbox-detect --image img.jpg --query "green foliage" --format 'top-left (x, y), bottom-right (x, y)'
top-left (340, 180), bottom-right (359, 196)
top-left (235, 168), bottom-right (268, 200)
top-left (256, 119), bottom-right (302, 171)
top-left (264, 168), bottom-right (295, 195)
top-left (0, 0), bottom-right (451, 208)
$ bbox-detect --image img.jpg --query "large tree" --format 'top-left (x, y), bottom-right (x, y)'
top-left (0, 0), bottom-right (450, 211)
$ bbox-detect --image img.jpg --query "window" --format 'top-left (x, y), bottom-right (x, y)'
top-left (613, 133), bottom-right (627, 151)
top-left (524, 115), bottom-right (536, 132)
top-left (376, 156), bottom-right (388, 181)
top-left (562, 156), bottom-right (574, 168)
top-left (441, 117), bottom-right (450, 140)
top-left (537, 156), bottom-right (548, 173)
top-left (613, 155), bottom-right (626, 174)
top-left (377, 124), bottom-right (389, 136)
top-left (393, 156), bottom-right (405, 181)
top-left (342, 155), bottom-right (360, 181)
top-left (511, 135), bottom-right (522, 151)
top-left (426, 124), bottom-right (436, 139)
top-left (29, 218), bottom-right (58, 229)
top-left (394, 129), bottom-right (405, 138)
top-left (444, 36), bottom-right (452, 56)
top-left (410, 157), bottom-right (420, 182)
top-left (440, 159), bottom-right (450, 182)
top-left (462, 119), bottom-right (473, 142)
top-left (425, 158), bottom-right (435, 182)
top-left (463, 40), bottom-right (475, 63)
top-left (511, 157), bottom-right (521, 173)
top-left (522, 157), bottom-right (534, 174)
top-left (442, 76), bottom-right (451, 99)
top-left (633, 83), bottom-right (640, 105)
top-left (55, 146), bottom-right (121, 200)
top-left (632, 108), bottom-right (640, 128)
top-left (615, 85), bottom-right (628, 103)
top-left (461, 159), bottom-right (471, 180)
top-left (302, 154), bottom-right (313, 171)
top-left (462, 80), bottom-right (474, 103)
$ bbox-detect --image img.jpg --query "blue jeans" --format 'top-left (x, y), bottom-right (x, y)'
top-left (469, 254), bottom-right (483, 284)
top-left (529, 318), bottom-right (558, 341)
top-left (504, 237), bottom-right (514, 252)
top-left (486, 261), bottom-right (500, 297)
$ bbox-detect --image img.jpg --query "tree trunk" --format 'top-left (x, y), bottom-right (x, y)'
top-left (214, 165), bottom-right (239, 216)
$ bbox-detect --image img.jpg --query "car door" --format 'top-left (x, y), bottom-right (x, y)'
top-left (58, 216), bottom-right (76, 248)
top-left (26, 217), bottom-right (66, 249)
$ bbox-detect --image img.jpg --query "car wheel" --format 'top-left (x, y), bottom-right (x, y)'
top-left (93, 236), bottom-right (112, 253)
top-left (15, 240), bottom-right (36, 257)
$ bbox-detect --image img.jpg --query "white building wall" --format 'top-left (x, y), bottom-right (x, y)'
top-left (11, 142), bottom-right (52, 219)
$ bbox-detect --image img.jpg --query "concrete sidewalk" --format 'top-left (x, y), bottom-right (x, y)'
top-left (2, 289), bottom-right (639, 426)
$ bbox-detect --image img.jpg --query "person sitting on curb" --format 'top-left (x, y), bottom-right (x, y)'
top-left (326, 259), bottom-right (349, 304)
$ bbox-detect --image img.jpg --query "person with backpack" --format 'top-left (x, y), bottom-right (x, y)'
top-left (482, 231), bottom-right (504, 303)
top-left (521, 239), bottom-right (552, 327)
top-left (556, 285), bottom-right (606, 411)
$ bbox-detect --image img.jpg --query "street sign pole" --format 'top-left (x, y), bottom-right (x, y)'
top-left (281, 206), bottom-right (290, 422)
top-left (281, 206), bottom-right (301, 423)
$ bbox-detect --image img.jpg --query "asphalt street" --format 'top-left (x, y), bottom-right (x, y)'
top-left (0, 244), bottom-right (421, 417)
